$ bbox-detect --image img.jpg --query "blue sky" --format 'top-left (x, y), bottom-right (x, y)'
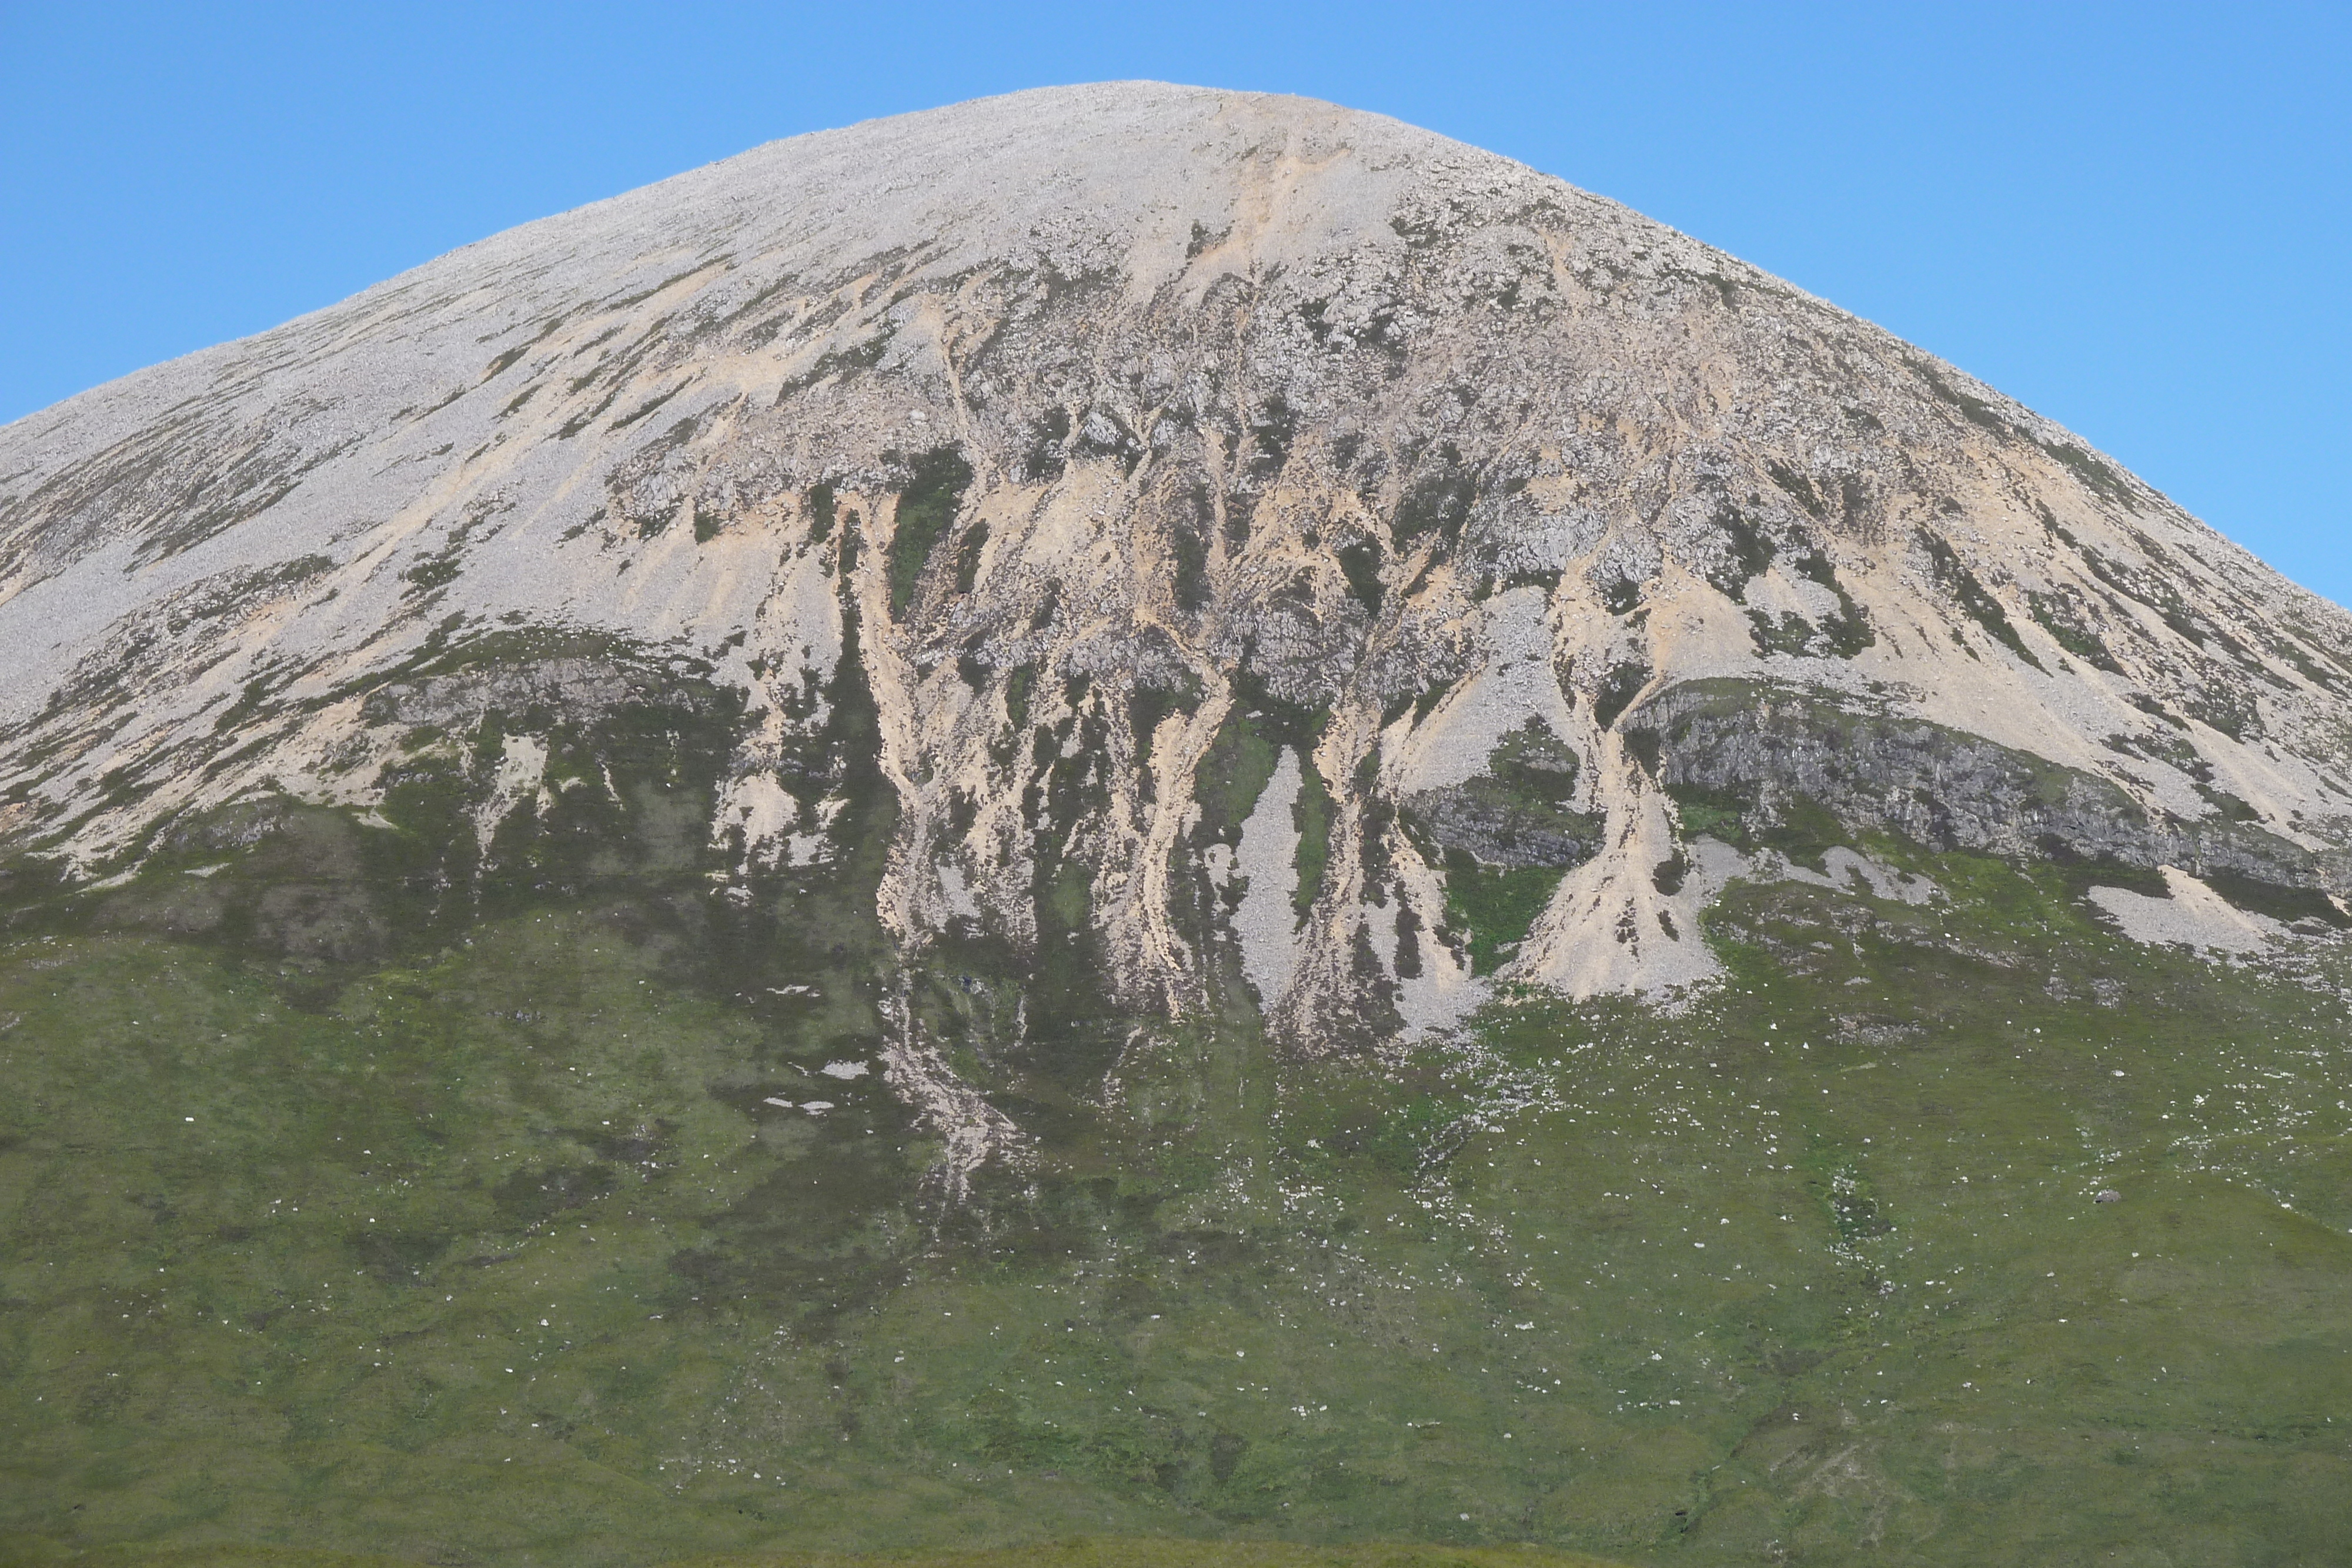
top-left (3, 2), bottom-right (2346, 604)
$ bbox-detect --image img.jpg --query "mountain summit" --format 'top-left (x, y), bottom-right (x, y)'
top-left (4, 82), bottom-right (2348, 1062)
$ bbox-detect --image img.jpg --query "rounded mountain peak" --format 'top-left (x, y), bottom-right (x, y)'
top-left (2, 84), bottom-right (2347, 1070)
top-left (457, 81), bottom-right (1589, 301)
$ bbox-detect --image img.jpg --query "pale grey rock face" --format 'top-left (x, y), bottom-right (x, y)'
top-left (4, 81), bottom-right (2350, 1049)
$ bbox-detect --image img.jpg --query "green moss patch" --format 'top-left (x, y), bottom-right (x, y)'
top-left (1441, 854), bottom-right (1566, 975)
top-left (887, 447), bottom-right (974, 617)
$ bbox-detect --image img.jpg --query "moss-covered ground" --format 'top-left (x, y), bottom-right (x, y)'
top-left (2, 794), bottom-right (2349, 1566)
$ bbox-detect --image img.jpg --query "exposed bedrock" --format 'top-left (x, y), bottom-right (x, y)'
top-left (1633, 678), bottom-right (2344, 896)
top-left (1399, 721), bottom-right (1602, 872)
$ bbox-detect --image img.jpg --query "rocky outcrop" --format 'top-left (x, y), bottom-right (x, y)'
top-left (1401, 720), bottom-right (1601, 872)
top-left (1632, 678), bottom-right (2340, 894)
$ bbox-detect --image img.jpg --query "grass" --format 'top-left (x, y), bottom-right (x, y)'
top-left (3, 778), bottom-right (2350, 1566)
top-left (1440, 857), bottom-right (1566, 976)
top-left (0, 1543), bottom-right (1628, 1568)
top-left (683, 1546), bottom-right (1630, 1568)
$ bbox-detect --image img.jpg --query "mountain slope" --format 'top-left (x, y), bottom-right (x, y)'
top-left (4, 83), bottom-right (2352, 1568)
top-left (4, 84), bottom-right (2348, 1051)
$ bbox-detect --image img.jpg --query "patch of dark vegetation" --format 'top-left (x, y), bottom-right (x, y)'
top-left (1765, 460), bottom-right (1825, 519)
top-left (1023, 407), bottom-right (1072, 482)
top-left (776, 329), bottom-right (895, 398)
top-left (348, 1226), bottom-right (454, 1286)
top-left (2051, 850), bottom-right (2171, 901)
top-left (1003, 664), bottom-right (1036, 731)
top-left (954, 521), bottom-right (991, 595)
top-left (1297, 296), bottom-right (1337, 347)
top-left (401, 550), bottom-right (462, 594)
top-left (211, 672), bottom-right (283, 735)
top-left (1592, 660), bottom-right (1652, 731)
top-left (2103, 727), bottom-right (2211, 781)
top-left (370, 626), bottom-right (683, 690)
top-left (1791, 551), bottom-right (1876, 656)
top-left (1128, 673), bottom-right (1204, 770)
top-left (2196, 784), bottom-right (2261, 823)
top-left (1190, 709), bottom-right (1282, 854)
top-left (1748, 610), bottom-right (1819, 658)
top-left (1441, 855), bottom-right (1565, 977)
top-left (1246, 395), bottom-right (1296, 486)
top-left (886, 446), bottom-right (974, 617)
top-left (2182, 683), bottom-right (2262, 743)
top-left (478, 317), bottom-right (563, 384)
top-left (1393, 443), bottom-right (1476, 551)
top-left (1920, 531), bottom-right (2044, 671)
top-left (1708, 503), bottom-right (1776, 602)
top-left (1172, 508), bottom-right (1214, 613)
top-left (2027, 588), bottom-right (2122, 672)
top-left (494, 1162), bottom-right (619, 1229)
top-left (1390, 902), bottom-right (1425, 980)
top-left (606, 259), bottom-right (725, 313)
top-left (1291, 755), bottom-right (1335, 922)
top-left (607, 382), bottom-right (690, 432)
top-left (2201, 870), bottom-right (2351, 929)
top-left (1336, 538), bottom-right (1384, 617)
top-left (1226, 660), bottom-right (1329, 755)
top-left (1908, 356), bottom-right (2012, 437)
top-left (2040, 439), bottom-right (2139, 509)
top-left (556, 385), bottom-right (629, 438)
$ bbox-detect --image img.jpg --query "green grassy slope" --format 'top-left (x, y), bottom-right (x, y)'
top-left (0, 1542), bottom-right (1629, 1568)
top-left (2, 793), bottom-right (2348, 1566)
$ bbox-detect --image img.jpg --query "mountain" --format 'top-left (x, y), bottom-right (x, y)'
top-left (4, 84), bottom-right (2351, 1568)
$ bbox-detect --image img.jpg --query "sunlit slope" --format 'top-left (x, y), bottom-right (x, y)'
top-left (3, 84), bottom-right (2349, 1060)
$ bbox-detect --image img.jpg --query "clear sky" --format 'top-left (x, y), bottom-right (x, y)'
top-left (4, 2), bottom-right (2346, 604)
